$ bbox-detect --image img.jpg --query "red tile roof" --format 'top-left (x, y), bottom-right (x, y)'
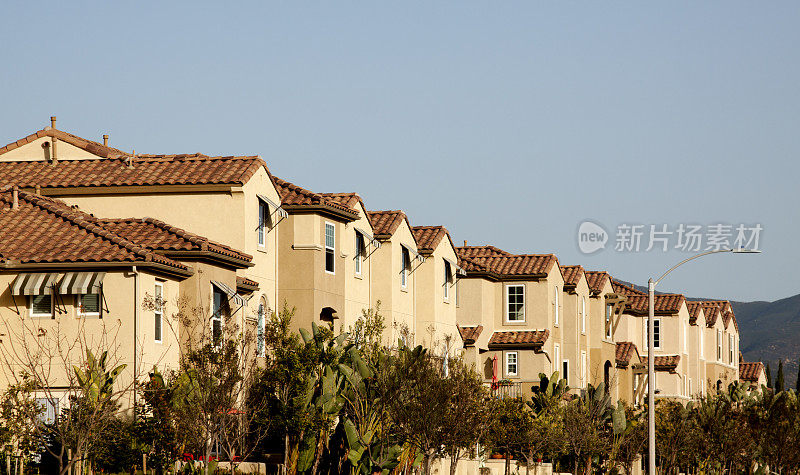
top-left (0, 189), bottom-right (188, 274)
top-left (585, 271), bottom-right (611, 294)
top-left (272, 177), bottom-right (360, 219)
top-left (319, 192), bottom-right (365, 211)
top-left (457, 254), bottom-right (558, 278)
top-left (0, 127), bottom-right (129, 159)
top-left (611, 280), bottom-right (646, 296)
top-left (457, 325), bottom-right (483, 346)
top-left (488, 329), bottom-right (550, 348)
top-left (560, 265), bottom-right (585, 288)
top-left (699, 302), bottom-right (721, 327)
top-left (615, 342), bottom-right (640, 367)
top-left (0, 154), bottom-right (266, 189)
top-left (236, 276), bottom-right (260, 292)
top-left (412, 226), bottom-right (455, 254)
top-left (367, 210), bottom-right (413, 239)
top-left (624, 294), bottom-right (685, 315)
top-left (644, 355), bottom-right (681, 373)
top-left (739, 361), bottom-right (764, 382)
top-left (456, 245), bottom-right (511, 258)
top-left (686, 301), bottom-right (703, 325)
top-left (94, 217), bottom-right (252, 266)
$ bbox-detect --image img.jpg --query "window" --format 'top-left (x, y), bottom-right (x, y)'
top-left (354, 232), bottom-right (364, 276)
top-left (553, 344), bottom-right (561, 377)
top-left (78, 293), bottom-right (100, 316)
top-left (562, 359), bottom-right (570, 386)
top-left (717, 330), bottom-right (722, 361)
top-left (35, 398), bottom-right (58, 425)
top-left (699, 327), bottom-right (704, 358)
top-left (605, 304), bottom-right (613, 339)
top-left (257, 201), bottom-right (269, 248)
top-left (325, 223), bottom-right (335, 274)
top-left (581, 350), bottom-right (587, 385)
top-left (505, 351), bottom-right (518, 377)
top-left (689, 378), bottom-right (693, 397)
top-left (212, 286), bottom-right (226, 344)
top-left (154, 283), bottom-right (163, 343)
top-left (581, 297), bottom-right (586, 334)
top-left (554, 286), bottom-right (560, 325)
top-left (257, 301), bottom-right (265, 356)
top-left (683, 321), bottom-right (687, 353)
top-left (646, 318), bottom-right (661, 350)
top-left (400, 247), bottom-right (410, 288)
top-left (443, 260), bottom-right (452, 301)
top-left (729, 334), bottom-right (734, 364)
top-left (506, 285), bottom-right (524, 322)
top-left (30, 295), bottom-right (52, 317)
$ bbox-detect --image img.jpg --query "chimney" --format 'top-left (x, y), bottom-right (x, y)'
top-left (51, 136), bottom-right (58, 165)
top-left (11, 187), bottom-right (19, 210)
top-left (463, 240), bottom-right (468, 247)
top-left (50, 116), bottom-right (56, 129)
top-left (103, 135), bottom-right (109, 147)
top-left (127, 149), bottom-right (135, 169)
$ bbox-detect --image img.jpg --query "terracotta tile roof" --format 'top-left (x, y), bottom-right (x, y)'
top-left (488, 329), bottom-right (549, 348)
top-left (611, 280), bottom-right (646, 296)
top-left (0, 127), bottom-right (129, 159)
top-left (644, 355), bottom-right (681, 373)
top-left (702, 301), bottom-right (739, 332)
top-left (560, 265), bottom-right (584, 288)
top-left (367, 210), bottom-right (413, 239)
top-left (0, 189), bottom-right (188, 274)
top-left (456, 245), bottom-right (511, 259)
top-left (686, 301), bottom-right (704, 325)
top-left (624, 294), bottom-right (685, 315)
top-left (457, 254), bottom-right (558, 278)
top-left (412, 226), bottom-right (455, 254)
top-left (739, 361), bottom-right (764, 382)
top-left (615, 342), bottom-right (640, 368)
top-left (94, 217), bottom-right (252, 265)
top-left (457, 325), bottom-right (483, 346)
top-left (700, 301), bottom-right (721, 327)
top-left (0, 155), bottom-right (266, 189)
top-left (272, 177), bottom-right (359, 219)
top-left (319, 192), bottom-right (364, 211)
top-left (585, 271), bottom-right (611, 294)
top-left (236, 276), bottom-right (259, 292)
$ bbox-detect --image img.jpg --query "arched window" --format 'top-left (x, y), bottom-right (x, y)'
top-left (716, 380), bottom-right (723, 393)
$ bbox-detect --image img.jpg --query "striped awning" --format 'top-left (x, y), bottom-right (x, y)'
top-left (58, 272), bottom-right (106, 295)
top-left (257, 194), bottom-right (289, 219)
top-left (211, 280), bottom-right (246, 308)
top-left (10, 273), bottom-right (58, 296)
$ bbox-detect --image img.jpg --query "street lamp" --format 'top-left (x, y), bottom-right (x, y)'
top-left (646, 248), bottom-right (760, 475)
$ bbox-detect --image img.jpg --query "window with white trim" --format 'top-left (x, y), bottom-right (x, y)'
top-left (646, 318), bottom-right (661, 350)
top-left (325, 223), bottom-right (335, 274)
top-left (212, 285), bottom-right (225, 345)
top-left (554, 286), bottom-right (560, 325)
top-left (78, 293), bottom-right (101, 316)
top-left (729, 334), bottom-right (734, 364)
top-left (443, 260), bottom-right (452, 301)
top-left (553, 344), bottom-right (561, 377)
top-left (605, 304), bottom-right (613, 339)
top-left (257, 201), bottom-right (269, 248)
top-left (505, 351), bottom-right (518, 377)
top-left (354, 232), bottom-right (364, 276)
top-left (506, 284), bottom-right (524, 322)
top-left (400, 247), bottom-right (410, 288)
top-left (30, 295), bottom-right (52, 318)
top-left (581, 350), bottom-right (587, 385)
top-left (717, 330), bottom-right (722, 361)
top-left (581, 297), bottom-right (586, 334)
top-left (562, 359), bottom-right (570, 386)
top-left (154, 283), bottom-right (163, 342)
top-left (257, 300), bottom-right (266, 357)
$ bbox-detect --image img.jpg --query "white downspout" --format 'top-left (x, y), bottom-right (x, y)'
top-left (132, 266), bottom-right (139, 406)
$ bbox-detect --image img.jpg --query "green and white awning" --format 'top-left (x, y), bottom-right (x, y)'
top-left (58, 272), bottom-right (106, 295)
top-left (10, 273), bottom-right (58, 295)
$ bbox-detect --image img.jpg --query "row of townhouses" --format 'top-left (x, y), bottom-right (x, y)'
top-left (0, 118), bottom-right (765, 409)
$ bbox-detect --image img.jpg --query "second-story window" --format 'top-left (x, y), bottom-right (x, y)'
top-left (646, 319), bottom-right (661, 349)
top-left (729, 334), bottom-right (734, 364)
top-left (154, 283), bottom-right (163, 343)
top-left (354, 232), bottom-right (364, 276)
top-left (581, 297), bottom-right (586, 334)
top-left (258, 201), bottom-right (269, 248)
top-left (443, 260), bottom-right (452, 301)
top-left (717, 330), bottom-right (722, 361)
top-left (605, 304), bottom-right (613, 339)
top-left (325, 223), bottom-right (335, 274)
top-left (506, 284), bottom-right (524, 322)
top-left (212, 285), bottom-right (226, 345)
top-left (400, 247), bottom-right (410, 288)
top-left (554, 286), bottom-right (560, 326)
top-left (562, 359), bottom-right (570, 386)
top-left (505, 351), bottom-right (518, 377)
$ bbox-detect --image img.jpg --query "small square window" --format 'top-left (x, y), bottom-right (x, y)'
top-left (30, 295), bottom-right (52, 317)
top-left (78, 294), bottom-right (100, 316)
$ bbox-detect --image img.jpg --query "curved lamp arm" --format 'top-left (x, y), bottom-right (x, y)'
top-left (653, 247), bottom-right (760, 287)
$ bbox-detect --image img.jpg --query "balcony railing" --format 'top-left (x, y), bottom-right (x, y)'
top-left (490, 381), bottom-right (523, 399)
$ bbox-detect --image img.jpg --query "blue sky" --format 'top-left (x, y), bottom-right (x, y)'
top-left (1, 2), bottom-right (797, 301)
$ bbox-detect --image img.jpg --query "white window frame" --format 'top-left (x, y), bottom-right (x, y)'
top-left (505, 351), bottom-right (518, 377)
top-left (211, 285), bottom-right (225, 346)
top-left (553, 344), bottom-right (561, 377)
top-left (354, 232), bottom-right (363, 276)
top-left (505, 284), bottom-right (525, 323)
top-left (443, 260), bottom-right (451, 302)
top-left (554, 286), bottom-right (560, 326)
top-left (29, 295), bottom-right (53, 318)
top-left (581, 297), bottom-right (586, 334)
top-left (729, 334), bottom-right (734, 364)
top-left (154, 283), bottom-right (163, 343)
top-left (324, 222), bottom-right (335, 275)
top-left (581, 350), bottom-right (587, 385)
top-left (646, 318), bottom-right (662, 350)
top-left (257, 200), bottom-right (269, 248)
top-left (400, 247), bottom-right (409, 289)
top-left (77, 293), bottom-right (101, 317)
top-left (717, 330), bottom-right (722, 361)
top-left (605, 303), bottom-right (613, 339)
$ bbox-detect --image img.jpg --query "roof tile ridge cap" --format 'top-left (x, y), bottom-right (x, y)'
top-left (23, 193), bottom-right (152, 258)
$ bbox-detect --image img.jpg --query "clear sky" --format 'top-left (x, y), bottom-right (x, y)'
top-left (1, 2), bottom-right (797, 302)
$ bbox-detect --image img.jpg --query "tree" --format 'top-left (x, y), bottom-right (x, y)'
top-left (766, 363), bottom-right (773, 390)
top-left (608, 402), bottom-right (647, 475)
top-left (561, 383), bottom-right (613, 475)
top-left (796, 357), bottom-right (800, 392)
top-left (483, 397), bottom-right (533, 475)
top-left (776, 360), bottom-right (785, 393)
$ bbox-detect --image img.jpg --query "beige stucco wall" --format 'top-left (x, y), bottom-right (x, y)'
top-left (0, 136), bottom-right (105, 162)
top-left (414, 239), bottom-right (459, 355)
top-left (371, 223), bottom-right (418, 346)
top-left (562, 276), bottom-right (591, 389)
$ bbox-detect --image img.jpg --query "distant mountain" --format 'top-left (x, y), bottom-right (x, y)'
top-left (615, 280), bottom-right (800, 389)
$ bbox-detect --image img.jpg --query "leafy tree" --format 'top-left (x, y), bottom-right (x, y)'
top-left (776, 360), bottom-right (785, 392)
top-left (561, 383), bottom-right (613, 475)
top-left (654, 401), bottom-right (695, 474)
top-left (483, 397), bottom-right (533, 475)
top-left (796, 357), bottom-right (800, 392)
top-left (607, 402), bottom-right (646, 475)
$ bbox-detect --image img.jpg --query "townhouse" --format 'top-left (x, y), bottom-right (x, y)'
top-left (699, 300), bottom-right (740, 392)
top-left (0, 187), bottom-right (252, 409)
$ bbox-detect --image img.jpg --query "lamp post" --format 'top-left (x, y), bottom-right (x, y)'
top-left (646, 248), bottom-right (759, 475)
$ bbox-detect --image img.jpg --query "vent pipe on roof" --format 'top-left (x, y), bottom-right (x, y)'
top-left (463, 240), bottom-right (468, 247)
top-left (50, 116), bottom-right (56, 129)
top-left (103, 135), bottom-right (109, 147)
top-left (127, 150), bottom-right (135, 169)
top-left (11, 187), bottom-right (18, 210)
top-left (51, 136), bottom-right (58, 165)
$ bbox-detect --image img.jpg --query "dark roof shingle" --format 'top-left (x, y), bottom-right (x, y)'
top-left (457, 325), bottom-right (483, 346)
top-left (367, 210), bottom-right (412, 238)
top-left (739, 361), bottom-right (764, 382)
top-left (488, 329), bottom-right (549, 348)
top-left (615, 342), bottom-right (639, 367)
